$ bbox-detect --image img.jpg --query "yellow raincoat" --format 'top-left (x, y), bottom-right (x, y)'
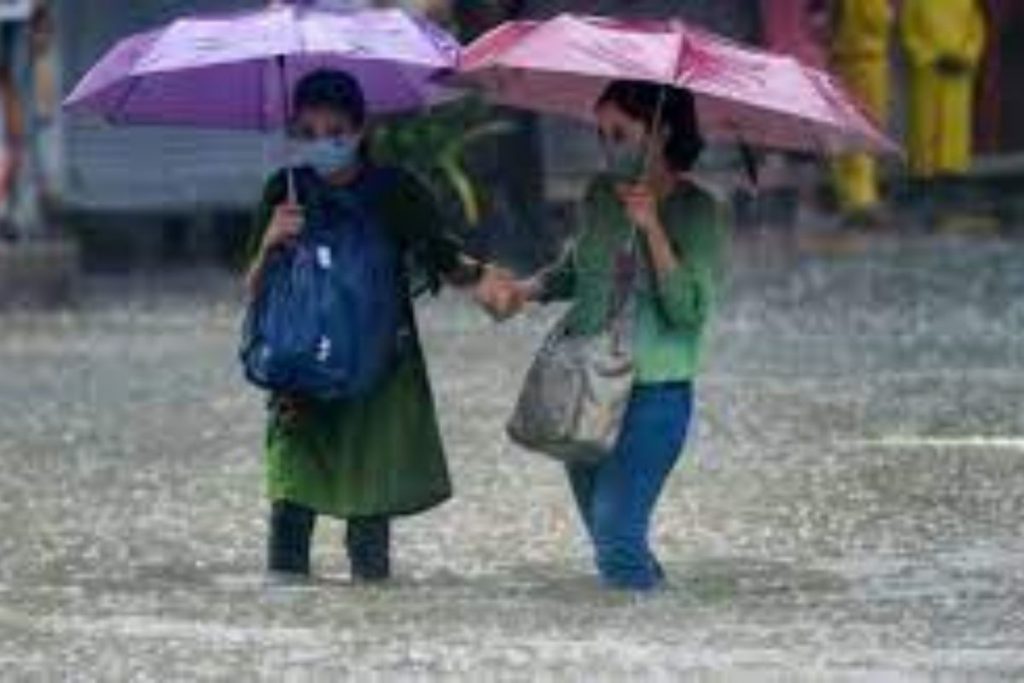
top-left (900, 0), bottom-right (986, 177)
top-left (831, 0), bottom-right (893, 211)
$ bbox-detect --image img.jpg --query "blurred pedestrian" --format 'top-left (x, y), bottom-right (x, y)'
top-left (901, 0), bottom-right (986, 177)
top-left (0, 0), bottom-right (29, 239)
top-left (0, 0), bottom-right (47, 240)
top-left (830, 0), bottom-right (892, 225)
top-left (759, 0), bottom-right (835, 228)
top-left (760, 0), bottom-right (832, 69)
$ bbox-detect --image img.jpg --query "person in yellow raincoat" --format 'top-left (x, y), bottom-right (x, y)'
top-left (831, 0), bottom-right (893, 219)
top-left (901, 0), bottom-right (986, 177)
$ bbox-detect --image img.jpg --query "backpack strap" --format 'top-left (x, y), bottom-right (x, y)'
top-left (355, 165), bottom-right (402, 211)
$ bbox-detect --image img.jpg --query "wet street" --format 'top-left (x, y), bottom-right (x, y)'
top-left (2, 235), bottom-right (1023, 680)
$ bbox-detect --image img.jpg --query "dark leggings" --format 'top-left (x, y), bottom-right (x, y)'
top-left (268, 500), bottom-right (391, 580)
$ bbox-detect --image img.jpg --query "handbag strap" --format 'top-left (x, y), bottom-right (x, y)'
top-left (531, 84), bottom-right (669, 341)
top-left (606, 85), bottom-right (668, 348)
top-left (606, 239), bottom-right (637, 356)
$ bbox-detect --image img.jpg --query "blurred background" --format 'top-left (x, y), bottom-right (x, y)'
top-left (2, 0), bottom-right (1023, 298)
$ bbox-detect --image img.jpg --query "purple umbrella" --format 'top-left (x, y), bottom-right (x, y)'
top-left (63, 1), bottom-right (461, 129)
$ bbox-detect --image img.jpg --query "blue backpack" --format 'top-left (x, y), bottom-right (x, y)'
top-left (240, 167), bottom-right (407, 400)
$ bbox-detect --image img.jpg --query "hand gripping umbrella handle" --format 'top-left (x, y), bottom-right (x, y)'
top-left (274, 53), bottom-right (298, 205)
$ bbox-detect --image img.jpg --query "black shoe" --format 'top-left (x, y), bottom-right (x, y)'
top-left (346, 516), bottom-right (391, 582)
top-left (267, 501), bottom-right (316, 576)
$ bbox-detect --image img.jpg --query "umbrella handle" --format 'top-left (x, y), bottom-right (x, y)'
top-left (622, 85), bottom-right (669, 253)
top-left (641, 86), bottom-right (668, 180)
top-left (275, 54), bottom-right (298, 205)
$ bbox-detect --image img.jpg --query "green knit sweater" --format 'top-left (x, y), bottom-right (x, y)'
top-left (543, 174), bottom-right (726, 383)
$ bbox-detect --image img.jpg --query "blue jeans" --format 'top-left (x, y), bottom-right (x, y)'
top-left (567, 382), bottom-right (693, 590)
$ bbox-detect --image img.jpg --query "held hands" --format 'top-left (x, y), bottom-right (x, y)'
top-left (471, 182), bottom-right (666, 323)
top-left (473, 265), bottom-right (534, 322)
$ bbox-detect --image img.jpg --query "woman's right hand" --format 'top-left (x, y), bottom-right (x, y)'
top-left (245, 202), bottom-right (304, 297)
top-left (261, 202), bottom-right (304, 253)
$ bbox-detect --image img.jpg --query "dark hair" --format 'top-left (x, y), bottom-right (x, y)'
top-left (292, 69), bottom-right (372, 164)
top-left (596, 80), bottom-right (704, 173)
top-left (293, 69), bottom-right (367, 127)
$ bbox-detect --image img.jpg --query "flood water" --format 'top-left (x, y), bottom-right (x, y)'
top-left (2, 235), bottom-right (1023, 679)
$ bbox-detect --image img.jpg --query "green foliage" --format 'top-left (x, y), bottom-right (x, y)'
top-left (374, 96), bottom-right (516, 227)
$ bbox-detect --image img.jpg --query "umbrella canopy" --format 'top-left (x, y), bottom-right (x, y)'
top-left (456, 14), bottom-right (897, 155)
top-left (64, 2), bottom-right (461, 129)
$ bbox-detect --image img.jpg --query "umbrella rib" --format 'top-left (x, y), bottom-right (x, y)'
top-left (109, 74), bottom-right (145, 126)
top-left (260, 56), bottom-right (268, 133)
top-left (671, 20), bottom-right (687, 85)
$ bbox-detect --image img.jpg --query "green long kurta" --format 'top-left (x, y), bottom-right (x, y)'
top-left (250, 168), bottom-right (463, 519)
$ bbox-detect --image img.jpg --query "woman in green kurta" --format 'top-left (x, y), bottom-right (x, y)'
top-left (245, 70), bottom-right (508, 581)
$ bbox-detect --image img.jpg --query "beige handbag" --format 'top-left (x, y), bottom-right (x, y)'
top-left (507, 245), bottom-right (638, 464)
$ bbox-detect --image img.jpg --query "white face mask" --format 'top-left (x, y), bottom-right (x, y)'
top-left (293, 135), bottom-right (361, 176)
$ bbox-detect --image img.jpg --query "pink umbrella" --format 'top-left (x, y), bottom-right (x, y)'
top-left (64, 1), bottom-right (460, 128)
top-left (456, 13), bottom-right (897, 155)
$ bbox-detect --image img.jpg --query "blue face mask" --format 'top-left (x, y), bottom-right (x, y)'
top-left (293, 135), bottom-right (361, 177)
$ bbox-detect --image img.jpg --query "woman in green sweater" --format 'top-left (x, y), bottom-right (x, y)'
top-left (246, 70), bottom-right (511, 582)
top-left (506, 81), bottom-right (726, 590)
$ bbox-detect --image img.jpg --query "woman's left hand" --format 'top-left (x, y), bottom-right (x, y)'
top-left (616, 183), bottom-right (663, 236)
